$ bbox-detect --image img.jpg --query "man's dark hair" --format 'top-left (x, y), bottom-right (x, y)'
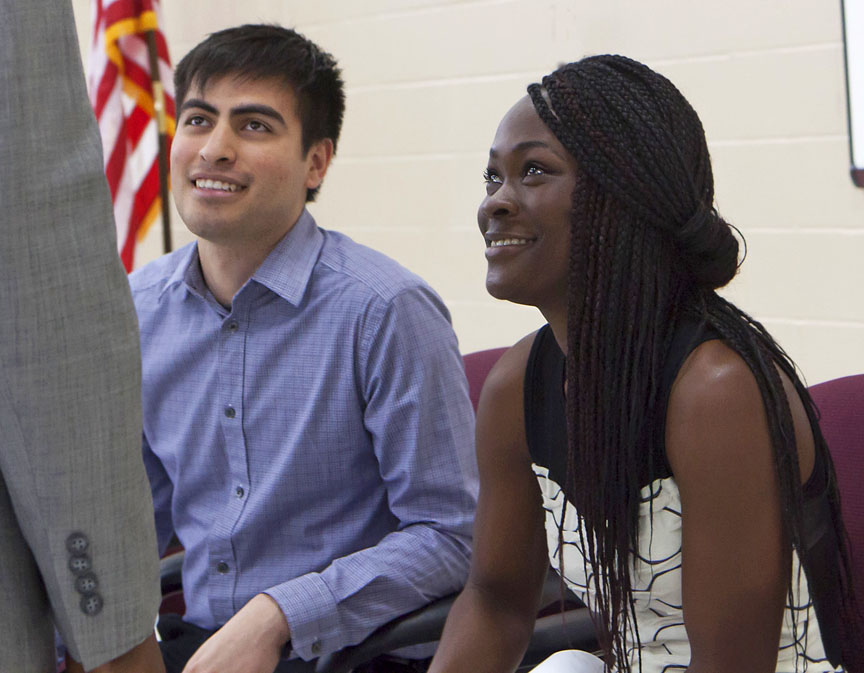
top-left (174, 24), bottom-right (345, 202)
top-left (528, 55), bottom-right (862, 672)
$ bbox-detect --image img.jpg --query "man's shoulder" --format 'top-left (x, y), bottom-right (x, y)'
top-left (128, 243), bottom-right (195, 301)
top-left (316, 229), bottom-right (432, 303)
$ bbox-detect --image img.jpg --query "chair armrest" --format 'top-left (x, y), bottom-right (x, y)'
top-left (315, 570), bottom-right (595, 673)
top-left (314, 593), bottom-right (458, 673)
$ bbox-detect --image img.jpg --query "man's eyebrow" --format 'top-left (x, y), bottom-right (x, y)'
top-left (178, 101), bottom-right (286, 127)
top-left (489, 140), bottom-right (553, 157)
top-left (230, 104), bottom-right (286, 126)
top-left (179, 98), bottom-right (218, 116)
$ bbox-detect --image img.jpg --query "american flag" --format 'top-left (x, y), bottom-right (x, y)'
top-left (88, 0), bottom-right (175, 271)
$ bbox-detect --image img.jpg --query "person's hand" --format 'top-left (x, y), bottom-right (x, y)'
top-left (181, 594), bottom-right (291, 673)
top-left (66, 633), bottom-right (165, 673)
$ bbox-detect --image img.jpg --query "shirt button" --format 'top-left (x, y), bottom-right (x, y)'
top-left (227, 321), bottom-right (239, 332)
top-left (224, 406), bottom-right (236, 418)
top-left (311, 640), bottom-right (322, 655)
top-left (236, 486), bottom-right (245, 498)
top-left (216, 561), bottom-right (230, 574)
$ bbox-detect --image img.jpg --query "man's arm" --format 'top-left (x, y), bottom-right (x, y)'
top-left (184, 284), bottom-right (478, 670)
top-left (273, 285), bottom-right (478, 657)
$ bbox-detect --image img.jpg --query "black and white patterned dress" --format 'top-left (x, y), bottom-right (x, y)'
top-left (524, 323), bottom-right (840, 672)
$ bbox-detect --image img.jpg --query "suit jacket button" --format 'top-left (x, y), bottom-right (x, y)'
top-left (80, 592), bottom-right (103, 616)
top-left (68, 554), bottom-right (92, 575)
top-left (66, 532), bottom-right (89, 554)
top-left (75, 572), bottom-right (98, 594)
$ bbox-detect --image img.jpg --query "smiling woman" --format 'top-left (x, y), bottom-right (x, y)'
top-left (428, 55), bottom-right (862, 673)
top-left (478, 97), bottom-right (578, 315)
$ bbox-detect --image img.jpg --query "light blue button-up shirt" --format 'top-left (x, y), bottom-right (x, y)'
top-left (130, 210), bottom-right (478, 660)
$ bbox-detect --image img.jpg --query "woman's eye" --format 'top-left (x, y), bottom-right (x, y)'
top-left (525, 164), bottom-right (545, 177)
top-left (483, 168), bottom-right (502, 184)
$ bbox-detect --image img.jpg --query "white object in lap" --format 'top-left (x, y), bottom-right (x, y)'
top-left (531, 650), bottom-right (605, 672)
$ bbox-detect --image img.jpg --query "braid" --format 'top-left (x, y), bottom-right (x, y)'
top-left (528, 55), bottom-right (862, 672)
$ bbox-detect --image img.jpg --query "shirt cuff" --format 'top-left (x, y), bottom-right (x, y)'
top-left (263, 572), bottom-right (340, 661)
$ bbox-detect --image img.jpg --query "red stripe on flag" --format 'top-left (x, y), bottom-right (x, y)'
top-left (126, 105), bottom-right (153, 150)
top-left (104, 116), bottom-right (128, 200)
top-left (104, 0), bottom-right (154, 26)
top-left (93, 60), bottom-right (119, 119)
top-left (124, 52), bottom-right (158, 96)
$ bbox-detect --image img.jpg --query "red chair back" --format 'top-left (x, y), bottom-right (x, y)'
top-left (463, 348), bottom-right (508, 412)
top-left (809, 374), bottom-right (864, 633)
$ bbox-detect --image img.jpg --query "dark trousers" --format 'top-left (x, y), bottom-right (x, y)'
top-left (157, 614), bottom-right (430, 673)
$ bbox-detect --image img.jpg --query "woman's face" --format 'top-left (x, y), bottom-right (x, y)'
top-left (478, 95), bottom-right (579, 313)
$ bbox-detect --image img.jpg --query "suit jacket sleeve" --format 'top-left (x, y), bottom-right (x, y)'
top-left (0, 0), bottom-right (161, 668)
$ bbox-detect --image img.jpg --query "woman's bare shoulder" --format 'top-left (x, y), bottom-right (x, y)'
top-left (482, 331), bottom-right (538, 396)
top-left (666, 338), bottom-right (815, 483)
top-left (474, 331), bottom-right (541, 462)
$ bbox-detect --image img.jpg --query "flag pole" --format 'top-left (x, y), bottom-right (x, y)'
top-left (145, 29), bottom-right (172, 254)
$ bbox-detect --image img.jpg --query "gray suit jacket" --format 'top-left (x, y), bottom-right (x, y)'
top-left (0, 0), bottom-right (161, 670)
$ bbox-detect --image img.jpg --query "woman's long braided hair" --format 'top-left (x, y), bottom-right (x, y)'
top-left (527, 56), bottom-right (860, 671)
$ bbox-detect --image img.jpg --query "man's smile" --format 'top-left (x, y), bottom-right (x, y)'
top-left (193, 178), bottom-right (245, 192)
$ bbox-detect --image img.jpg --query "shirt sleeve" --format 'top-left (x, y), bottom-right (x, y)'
top-left (142, 431), bottom-right (175, 557)
top-left (263, 285), bottom-right (479, 659)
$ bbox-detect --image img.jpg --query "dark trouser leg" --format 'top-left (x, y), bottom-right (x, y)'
top-left (157, 614), bottom-right (214, 673)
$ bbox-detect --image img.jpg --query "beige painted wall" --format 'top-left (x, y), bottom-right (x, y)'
top-left (71, 0), bottom-right (864, 384)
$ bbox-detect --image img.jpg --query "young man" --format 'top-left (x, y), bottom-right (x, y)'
top-left (130, 25), bottom-right (478, 673)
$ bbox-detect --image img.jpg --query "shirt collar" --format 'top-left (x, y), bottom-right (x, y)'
top-left (158, 209), bottom-right (324, 307)
top-left (159, 242), bottom-right (205, 299)
top-left (251, 209), bottom-right (324, 307)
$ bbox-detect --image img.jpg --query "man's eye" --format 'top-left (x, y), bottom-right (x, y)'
top-left (483, 168), bottom-right (502, 184)
top-left (186, 115), bottom-right (207, 126)
top-left (525, 165), bottom-right (545, 176)
top-left (245, 120), bottom-right (269, 132)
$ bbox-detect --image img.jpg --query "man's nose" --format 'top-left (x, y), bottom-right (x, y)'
top-left (199, 123), bottom-right (236, 164)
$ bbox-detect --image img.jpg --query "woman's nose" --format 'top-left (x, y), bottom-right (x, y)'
top-left (479, 183), bottom-right (519, 220)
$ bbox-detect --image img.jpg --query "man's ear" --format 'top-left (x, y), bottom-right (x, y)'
top-left (305, 138), bottom-right (335, 190)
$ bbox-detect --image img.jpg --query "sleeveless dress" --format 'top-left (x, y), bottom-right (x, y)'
top-left (524, 321), bottom-right (842, 672)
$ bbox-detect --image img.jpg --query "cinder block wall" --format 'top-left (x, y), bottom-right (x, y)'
top-left (72, 0), bottom-right (864, 383)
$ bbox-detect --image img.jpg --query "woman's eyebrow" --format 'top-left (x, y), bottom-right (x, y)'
top-left (489, 140), bottom-right (553, 158)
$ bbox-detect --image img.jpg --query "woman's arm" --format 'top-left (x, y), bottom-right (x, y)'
top-left (666, 340), bottom-right (815, 673)
top-left (429, 336), bottom-right (550, 673)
